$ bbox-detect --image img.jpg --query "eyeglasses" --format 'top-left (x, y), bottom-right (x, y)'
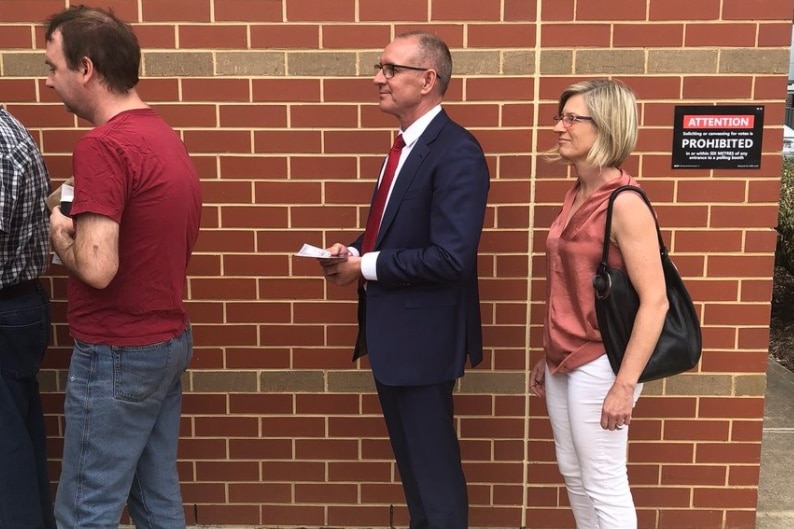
top-left (553, 113), bottom-right (595, 127)
top-left (374, 63), bottom-right (429, 79)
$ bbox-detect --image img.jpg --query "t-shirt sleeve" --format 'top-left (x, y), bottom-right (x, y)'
top-left (70, 136), bottom-right (127, 223)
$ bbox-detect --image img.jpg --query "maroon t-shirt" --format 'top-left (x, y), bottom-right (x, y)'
top-left (67, 108), bottom-right (202, 346)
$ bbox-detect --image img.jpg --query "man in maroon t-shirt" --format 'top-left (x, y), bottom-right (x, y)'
top-left (45, 7), bottom-right (201, 529)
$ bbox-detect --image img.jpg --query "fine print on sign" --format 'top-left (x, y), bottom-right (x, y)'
top-left (671, 105), bottom-right (764, 169)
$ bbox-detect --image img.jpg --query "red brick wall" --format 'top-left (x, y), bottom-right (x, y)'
top-left (1, 0), bottom-right (791, 527)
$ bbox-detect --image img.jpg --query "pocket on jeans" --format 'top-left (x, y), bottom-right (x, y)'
top-left (112, 341), bottom-right (171, 402)
top-left (0, 307), bottom-right (49, 378)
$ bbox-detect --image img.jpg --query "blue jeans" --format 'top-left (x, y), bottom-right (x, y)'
top-left (55, 326), bottom-right (192, 529)
top-left (0, 283), bottom-right (55, 529)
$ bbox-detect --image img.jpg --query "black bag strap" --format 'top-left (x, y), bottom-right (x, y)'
top-left (600, 185), bottom-right (667, 267)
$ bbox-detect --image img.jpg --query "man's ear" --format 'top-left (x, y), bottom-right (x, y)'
top-left (80, 56), bottom-right (94, 79)
top-left (420, 69), bottom-right (438, 95)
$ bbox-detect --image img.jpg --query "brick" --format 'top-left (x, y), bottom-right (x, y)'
top-left (431, 0), bottom-right (500, 21)
top-left (538, 50), bottom-right (573, 75)
top-left (325, 130), bottom-right (391, 154)
top-left (142, 0), bottom-right (211, 22)
top-left (261, 370), bottom-right (326, 392)
top-left (219, 104), bottom-right (287, 128)
top-left (359, 0), bottom-right (428, 21)
top-left (723, 0), bottom-right (793, 20)
top-left (758, 21), bottom-right (793, 46)
top-left (468, 24), bottom-right (536, 48)
top-left (150, 103), bottom-right (216, 127)
top-left (661, 464), bottom-right (726, 485)
top-left (326, 371), bottom-right (376, 393)
top-left (215, 52), bottom-right (285, 76)
top-left (0, 25), bottom-right (32, 48)
top-left (296, 483), bottom-right (358, 503)
top-left (137, 78), bottom-right (180, 102)
top-left (394, 23), bottom-right (465, 47)
top-left (258, 319), bottom-right (325, 345)
top-left (194, 504), bottom-right (261, 525)
top-left (179, 24), bottom-right (247, 48)
top-left (2, 52), bottom-right (46, 77)
top-left (144, 52), bottom-right (214, 76)
top-left (502, 50), bottom-right (536, 75)
top-left (228, 482), bottom-right (292, 503)
top-left (219, 155), bottom-right (288, 179)
top-left (683, 75), bottom-right (754, 99)
top-left (182, 78), bottom-right (251, 102)
top-left (614, 23), bottom-right (683, 47)
top-left (0, 0), bottom-right (67, 22)
top-left (0, 79), bottom-right (37, 102)
top-left (665, 374), bottom-right (733, 396)
top-left (250, 24), bottom-right (319, 49)
top-left (287, 51), bottom-right (356, 76)
top-left (214, 0), bottom-right (283, 22)
top-left (505, 0), bottom-right (537, 21)
top-left (576, 49), bottom-right (645, 74)
top-left (693, 487), bottom-right (758, 508)
top-left (229, 438), bottom-right (293, 460)
top-left (322, 24), bottom-right (391, 48)
top-left (658, 509), bottom-right (725, 529)
top-left (459, 371), bottom-right (525, 394)
top-left (541, 24), bottom-right (611, 47)
top-left (261, 505), bottom-right (325, 527)
top-left (251, 79), bottom-right (320, 103)
top-left (181, 482), bottom-right (227, 503)
top-left (731, 420), bottom-right (764, 443)
top-left (729, 465), bottom-right (760, 486)
top-left (183, 130), bottom-right (252, 154)
top-left (648, 50), bottom-right (718, 73)
top-left (452, 50), bottom-right (502, 75)
top-left (673, 230), bottom-right (743, 253)
top-left (254, 130), bottom-right (321, 153)
top-left (700, 397), bottom-right (765, 419)
top-left (650, 0), bottom-right (720, 20)
top-left (286, 0), bottom-right (355, 22)
top-left (5, 103), bottom-right (75, 128)
top-left (191, 323), bottom-right (258, 346)
top-left (290, 156), bottom-right (358, 179)
top-left (720, 49), bottom-right (789, 74)
top-left (195, 415), bottom-right (260, 437)
top-left (323, 78), bottom-right (377, 103)
top-left (223, 255), bottom-right (289, 276)
top-left (685, 23), bottom-right (757, 47)
top-left (190, 370), bottom-right (258, 392)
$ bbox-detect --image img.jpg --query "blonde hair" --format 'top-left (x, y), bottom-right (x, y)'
top-left (546, 79), bottom-right (638, 169)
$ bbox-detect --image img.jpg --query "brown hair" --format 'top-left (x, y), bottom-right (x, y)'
top-left (46, 5), bottom-right (139, 93)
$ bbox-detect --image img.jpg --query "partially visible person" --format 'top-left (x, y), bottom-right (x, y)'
top-left (45, 6), bottom-right (202, 528)
top-left (319, 32), bottom-right (489, 529)
top-left (529, 79), bottom-right (668, 529)
top-left (0, 105), bottom-right (55, 529)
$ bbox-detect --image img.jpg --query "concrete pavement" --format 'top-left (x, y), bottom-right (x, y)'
top-left (756, 359), bottom-right (794, 529)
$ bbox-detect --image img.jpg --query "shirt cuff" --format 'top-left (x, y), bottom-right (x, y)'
top-left (360, 251), bottom-right (379, 281)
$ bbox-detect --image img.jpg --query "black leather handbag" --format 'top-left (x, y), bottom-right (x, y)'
top-left (592, 185), bottom-right (702, 383)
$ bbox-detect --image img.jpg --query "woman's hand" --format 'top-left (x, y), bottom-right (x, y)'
top-left (601, 381), bottom-right (635, 430)
top-left (530, 359), bottom-right (546, 397)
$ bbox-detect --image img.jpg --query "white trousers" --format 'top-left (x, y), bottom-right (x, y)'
top-left (544, 355), bottom-right (643, 529)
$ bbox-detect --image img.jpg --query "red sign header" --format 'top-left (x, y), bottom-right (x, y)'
top-left (682, 115), bottom-right (755, 129)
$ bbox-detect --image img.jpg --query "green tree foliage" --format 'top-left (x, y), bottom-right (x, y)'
top-left (777, 157), bottom-right (794, 276)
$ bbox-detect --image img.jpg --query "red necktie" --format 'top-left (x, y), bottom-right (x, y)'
top-left (361, 134), bottom-right (405, 254)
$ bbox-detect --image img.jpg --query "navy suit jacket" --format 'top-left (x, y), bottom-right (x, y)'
top-left (351, 110), bottom-right (490, 386)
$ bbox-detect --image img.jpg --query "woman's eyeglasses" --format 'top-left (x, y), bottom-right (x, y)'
top-left (374, 63), bottom-right (429, 79)
top-left (553, 113), bottom-right (595, 127)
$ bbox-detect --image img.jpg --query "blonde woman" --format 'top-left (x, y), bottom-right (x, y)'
top-left (530, 79), bottom-right (668, 529)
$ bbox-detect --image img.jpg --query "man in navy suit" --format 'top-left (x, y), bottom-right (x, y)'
top-left (320, 31), bottom-right (489, 529)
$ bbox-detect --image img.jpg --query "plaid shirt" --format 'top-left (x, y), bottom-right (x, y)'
top-left (0, 106), bottom-right (50, 289)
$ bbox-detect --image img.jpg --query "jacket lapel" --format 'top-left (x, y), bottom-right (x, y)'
top-left (374, 110), bottom-right (449, 248)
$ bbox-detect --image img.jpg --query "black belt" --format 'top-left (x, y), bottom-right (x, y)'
top-left (0, 279), bottom-right (39, 300)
